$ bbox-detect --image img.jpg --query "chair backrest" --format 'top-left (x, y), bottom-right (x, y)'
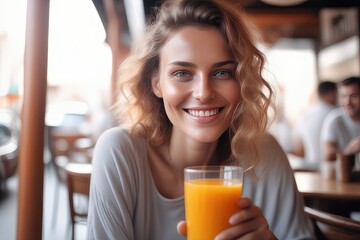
top-left (64, 163), bottom-right (92, 223)
top-left (305, 206), bottom-right (360, 240)
top-left (49, 131), bottom-right (89, 159)
top-left (48, 127), bottom-right (93, 183)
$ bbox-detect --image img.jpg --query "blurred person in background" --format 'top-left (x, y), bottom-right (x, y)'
top-left (321, 76), bottom-right (360, 176)
top-left (291, 81), bottom-right (338, 171)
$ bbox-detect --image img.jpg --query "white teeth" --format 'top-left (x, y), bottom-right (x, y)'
top-left (188, 109), bottom-right (220, 117)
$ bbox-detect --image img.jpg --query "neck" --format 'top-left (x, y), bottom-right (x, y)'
top-left (167, 131), bottom-right (220, 174)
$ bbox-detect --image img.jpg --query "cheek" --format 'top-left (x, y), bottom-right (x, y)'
top-left (229, 90), bottom-right (241, 104)
top-left (222, 82), bottom-right (241, 104)
top-left (161, 82), bottom-right (189, 107)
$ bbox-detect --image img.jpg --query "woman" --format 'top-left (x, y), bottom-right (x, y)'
top-left (87, 0), bottom-right (314, 239)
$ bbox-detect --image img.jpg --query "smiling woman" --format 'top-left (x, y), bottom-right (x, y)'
top-left (87, 0), bottom-right (315, 239)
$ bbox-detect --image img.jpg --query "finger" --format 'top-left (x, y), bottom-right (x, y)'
top-left (177, 221), bottom-right (187, 236)
top-left (229, 207), bottom-right (257, 225)
top-left (229, 198), bottom-right (257, 225)
top-left (229, 210), bottom-right (256, 225)
top-left (238, 197), bottom-right (252, 208)
top-left (215, 217), bottom-right (259, 240)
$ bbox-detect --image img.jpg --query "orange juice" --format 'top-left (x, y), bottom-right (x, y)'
top-left (185, 179), bottom-right (242, 240)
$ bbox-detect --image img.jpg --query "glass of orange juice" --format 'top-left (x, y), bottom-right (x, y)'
top-left (184, 166), bottom-right (244, 240)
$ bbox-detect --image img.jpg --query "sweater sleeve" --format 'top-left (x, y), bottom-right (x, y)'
top-left (87, 128), bottom-right (143, 240)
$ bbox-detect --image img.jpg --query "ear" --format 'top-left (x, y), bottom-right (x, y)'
top-left (151, 72), bottom-right (163, 98)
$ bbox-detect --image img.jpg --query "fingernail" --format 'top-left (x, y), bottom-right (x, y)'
top-left (229, 215), bottom-right (236, 225)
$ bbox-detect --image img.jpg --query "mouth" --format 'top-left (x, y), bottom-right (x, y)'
top-left (185, 108), bottom-right (223, 117)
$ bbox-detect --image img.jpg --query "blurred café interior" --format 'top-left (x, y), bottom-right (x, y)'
top-left (0, 0), bottom-right (360, 239)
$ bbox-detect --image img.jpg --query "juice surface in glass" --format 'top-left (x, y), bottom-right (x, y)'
top-left (185, 179), bottom-right (242, 240)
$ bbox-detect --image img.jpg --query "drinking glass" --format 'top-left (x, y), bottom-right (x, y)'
top-left (184, 165), bottom-right (244, 240)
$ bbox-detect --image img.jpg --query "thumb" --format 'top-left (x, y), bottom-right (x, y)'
top-left (177, 220), bottom-right (187, 236)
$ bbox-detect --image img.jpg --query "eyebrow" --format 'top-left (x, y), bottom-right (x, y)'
top-left (213, 60), bottom-right (235, 68)
top-left (169, 60), bottom-right (235, 68)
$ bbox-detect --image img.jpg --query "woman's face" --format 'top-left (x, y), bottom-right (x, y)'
top-left (152, 26), bottom-right (240, 143)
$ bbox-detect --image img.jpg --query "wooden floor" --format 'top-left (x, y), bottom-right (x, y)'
top-left (0, 163), bottom-right (87, 240)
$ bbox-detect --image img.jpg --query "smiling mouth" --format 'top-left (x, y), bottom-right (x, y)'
top-left (186, 108), bottom-right (222, 117)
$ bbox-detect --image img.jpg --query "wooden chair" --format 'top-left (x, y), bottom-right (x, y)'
top-left (47, 126), bottom-right (93, 226)
top-left (64, 162), bottom-right (92, 240)
top-left (305, 206), bottom-right (360, 240)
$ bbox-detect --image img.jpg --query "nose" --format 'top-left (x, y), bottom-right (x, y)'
top-left (192, 74), bottom-right (215, 102)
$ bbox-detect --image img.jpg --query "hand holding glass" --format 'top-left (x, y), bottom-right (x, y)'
top-left (184, 166), bottom-right (244, 240)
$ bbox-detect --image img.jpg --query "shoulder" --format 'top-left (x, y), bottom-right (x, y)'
top-left (250, 133), bottom-right (290, 177)
top-left (244, 134), bottom-right (297, 194)
top-left (322, 108), bottom-right (347, 131)
top-left (324, 108), bottom-right (345, 123)
top-left (96, 127), bottom-right (145, 148)
top-left (92, 127), bottom-right (148, 175)
top-left (94, 127), bottom-right (147, 158)
top-left (257, 134), bottom-right (287, 163)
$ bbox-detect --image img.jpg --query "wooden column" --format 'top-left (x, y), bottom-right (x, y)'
top-left (17, 0), bottom-right (49, 239)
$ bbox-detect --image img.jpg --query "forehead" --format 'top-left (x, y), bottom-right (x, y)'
top-left (160, 26), bottom-right (231, 63)
top-left (339, 84), bottom-right (360, 94)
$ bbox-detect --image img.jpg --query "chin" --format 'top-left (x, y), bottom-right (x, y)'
top-left (346, 110), bottom-right (356, 117)
top-left (189, 131), bottom-right (225, 143)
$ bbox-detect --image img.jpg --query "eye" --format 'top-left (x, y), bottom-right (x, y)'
top-left (213, 69), bottom-right (233, 80)
top-left (174, 71), bottom-right (190, 77)
top-left (172, 70), bottom-right (193, 82)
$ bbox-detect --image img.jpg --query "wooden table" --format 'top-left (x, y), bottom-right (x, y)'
top-left (294, 172), bottom-right (360, 201)
top-left (295, 171), bottom-right (360, 217)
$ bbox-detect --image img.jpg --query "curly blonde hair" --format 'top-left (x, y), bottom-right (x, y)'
top-left (116, 0), bottom-right (274, 171)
